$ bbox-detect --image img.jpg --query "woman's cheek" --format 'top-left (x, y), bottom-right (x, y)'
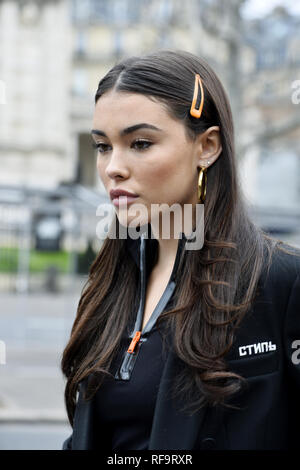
top-left (96, 160), bottom-right (107, 182)
top-left (146, 160), bottom-right (175, 182)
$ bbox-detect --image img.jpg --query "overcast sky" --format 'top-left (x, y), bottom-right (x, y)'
top-left (242, 0), bottom-right (300, 18)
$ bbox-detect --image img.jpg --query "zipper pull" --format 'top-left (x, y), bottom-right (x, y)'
top-left (127, 331), bottom-right (141, 354)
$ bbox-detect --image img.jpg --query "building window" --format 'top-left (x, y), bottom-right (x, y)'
top-left (72, 69), bottom-right (88, 96)
top-left (19, 1), bottom-right (40, 26)
top-left (75, 30), bottom-right (87, 57)
top-left (71, 0), bottom-right (91, 24)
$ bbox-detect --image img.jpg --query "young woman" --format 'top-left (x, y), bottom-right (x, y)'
top-left (61, 49), bottom-right (300, 450)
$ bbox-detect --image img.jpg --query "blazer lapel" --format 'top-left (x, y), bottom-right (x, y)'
top-left (148, 348), bottom-right (207, 450)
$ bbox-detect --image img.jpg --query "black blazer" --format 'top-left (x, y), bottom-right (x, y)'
top-left (62, 235), bottom-right (300, 450)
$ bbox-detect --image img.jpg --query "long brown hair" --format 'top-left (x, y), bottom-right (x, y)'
top-left (61, 49), bottom-right (297, 426)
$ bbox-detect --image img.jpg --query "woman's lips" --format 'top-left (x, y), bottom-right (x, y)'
top-left (112, 195), bottom-right (139, 207)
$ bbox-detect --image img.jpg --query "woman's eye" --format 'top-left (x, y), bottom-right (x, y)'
top-left (92, 142), bottom-right (110, 153)
top-left (91, 140), bottom-right (152, 153)
top-left (132, 140), bottom-right (152, 151)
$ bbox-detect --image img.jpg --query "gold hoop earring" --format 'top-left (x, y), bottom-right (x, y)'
top-left (198, 167), bottom-right (207, 203)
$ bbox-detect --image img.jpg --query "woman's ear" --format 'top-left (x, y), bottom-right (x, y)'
top-left (196, 126), bottom-right (222, 167)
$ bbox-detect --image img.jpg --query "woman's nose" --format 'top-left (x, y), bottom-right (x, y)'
top-left (105, 150), bottom-right (130, 180)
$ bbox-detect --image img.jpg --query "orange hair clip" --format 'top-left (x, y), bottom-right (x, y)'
top-left (190, 73), bottom-right (204, 119)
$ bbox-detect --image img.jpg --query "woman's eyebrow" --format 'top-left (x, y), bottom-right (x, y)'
top-left (91, 123), bottom-right (163, 138)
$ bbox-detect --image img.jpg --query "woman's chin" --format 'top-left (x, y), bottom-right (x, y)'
top-left (116, 212), bottom-right (149, 229)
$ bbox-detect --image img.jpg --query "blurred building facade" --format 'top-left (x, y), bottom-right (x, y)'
top-left (0, 0), bottom-right (73, 188)
top-left (241, 7), bottom-right (300, 212)
top-left (0, 0), bottom-right (299, 243)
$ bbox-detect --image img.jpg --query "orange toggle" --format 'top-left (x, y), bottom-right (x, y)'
top-left (190, 73), bottom-right (204, 119)
top-left (127, 331), bottom-right (141, 354)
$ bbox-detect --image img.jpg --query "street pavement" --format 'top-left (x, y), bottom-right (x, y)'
top-left (0, 291), bottom-right (80, 449)
top-left (0, 423), bottom-right (72, 450)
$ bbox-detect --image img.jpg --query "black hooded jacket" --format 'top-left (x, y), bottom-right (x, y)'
top-left (62, 231), bottom-right (300, 450)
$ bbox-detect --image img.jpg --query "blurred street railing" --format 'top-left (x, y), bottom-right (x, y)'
top-left (0, 183), bottom-right (108, 294)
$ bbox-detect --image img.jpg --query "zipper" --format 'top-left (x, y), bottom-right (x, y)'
top-left (127, 331), bottom-right (142, 354)
top-left (114, 233), bottom-right (186, 381)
